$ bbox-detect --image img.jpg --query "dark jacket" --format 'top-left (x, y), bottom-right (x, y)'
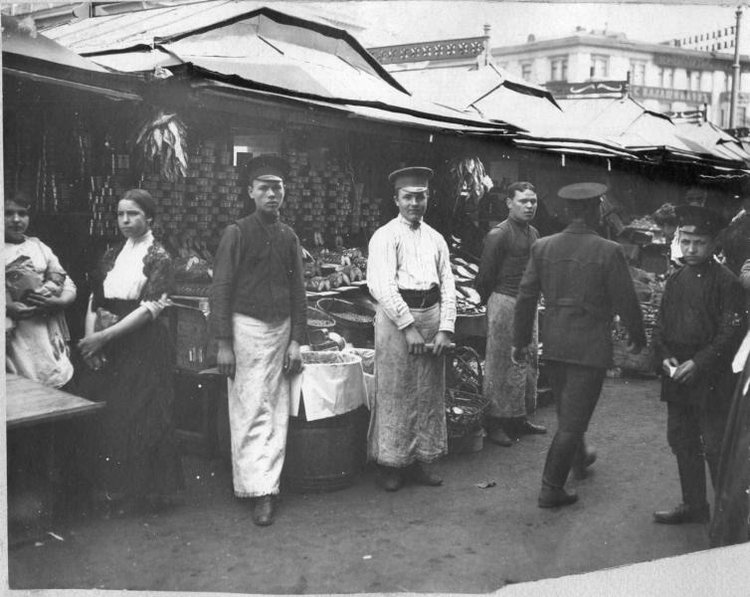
top-left (513, 221), bottom-right (646, 369)
top-left (209, 212), bottom-right (306, 344)
top-left (652, 260), bottom-right (745, 405)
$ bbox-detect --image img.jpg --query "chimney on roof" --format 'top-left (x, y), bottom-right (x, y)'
top-left (481, 23), bottom-right (493, 67)
top-left (527, 34), bottom-right (536, 43)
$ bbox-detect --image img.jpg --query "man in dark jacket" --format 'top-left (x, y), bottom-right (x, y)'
top-left (652, 205), bottom-right (745, 525)
top-left (513, 182), bottom-right (646, 509)
top-left (210, 155), bottom-right (306, 526)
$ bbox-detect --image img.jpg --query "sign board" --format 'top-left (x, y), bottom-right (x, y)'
top-left (629, 85), bottom-right (711, 105)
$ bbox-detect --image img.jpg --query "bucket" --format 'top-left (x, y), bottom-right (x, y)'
top-left (282, 405), bottom-right (369, 493)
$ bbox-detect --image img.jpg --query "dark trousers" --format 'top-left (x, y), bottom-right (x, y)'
top-left (542, 361), bottom-right (606, 488)
top-left (666, 400), bottom-right (729, 497)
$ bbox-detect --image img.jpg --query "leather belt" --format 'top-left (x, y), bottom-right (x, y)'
top-left (399, 286), bottom-right (440, 309)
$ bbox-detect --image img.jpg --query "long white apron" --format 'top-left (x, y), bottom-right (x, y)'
top-left (368, 303), bottom-right (447, 466)
top-left (228, 314), bottom-right (291, 497)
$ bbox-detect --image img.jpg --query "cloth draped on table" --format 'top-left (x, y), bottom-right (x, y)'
top-left (228, 313), bottom-right (291, 497)
top-left (485, 292), bottom-right (538, 419)
top-left (368, 303), bottom-right (447, 467)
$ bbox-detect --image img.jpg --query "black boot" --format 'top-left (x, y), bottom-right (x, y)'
top-left (654, 451), bottom-right (709, 524)
top-left (571, 437), bottom-right (597, 480)
top-left (538, 431), bottom-right (580, 508)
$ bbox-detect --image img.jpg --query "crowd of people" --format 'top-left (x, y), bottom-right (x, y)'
top-left (6, 156), bottom-right (750, 547)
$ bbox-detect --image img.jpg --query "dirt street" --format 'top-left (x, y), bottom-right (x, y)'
top-left (8, 377), bottom-right (711, 593)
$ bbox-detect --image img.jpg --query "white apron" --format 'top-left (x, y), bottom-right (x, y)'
top-left (228, 314), bottom-right (291, 497)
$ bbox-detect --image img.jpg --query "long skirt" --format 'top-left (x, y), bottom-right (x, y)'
top-left (78, 315), bottom-right (183, 503)
top-left (368, 303), bottom-right (447, 467)
top-left (228, 314), bottom-right (291, 497)
top-left (484, 292), bottom-right (538, 419)
top-left (710, 354), bottom-right (750, 547)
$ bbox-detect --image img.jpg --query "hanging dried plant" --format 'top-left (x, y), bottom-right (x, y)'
top-left (135, 110), bottom-right (188, 181)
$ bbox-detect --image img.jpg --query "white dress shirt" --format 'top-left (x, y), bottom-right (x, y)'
top-left (367, 215), bottom-right (456, 332)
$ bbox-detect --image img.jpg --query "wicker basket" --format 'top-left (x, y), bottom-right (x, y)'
top-left (445, 388), bottom-right (489, 438)
top-left (307, 306), bottom-right (335, 329)
top-left (316, 298), bottom-right (375, 328)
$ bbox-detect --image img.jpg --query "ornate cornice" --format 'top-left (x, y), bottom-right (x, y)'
top-left (369, 36), bottom-right (486, 65)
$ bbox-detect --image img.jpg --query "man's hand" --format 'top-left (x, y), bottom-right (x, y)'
top-left (431, 331), bottom-right (454, 357)
top-left (403, 324), bottom-right (426, 355)
top-left (673, 359), bottom-right (697, 384)
top-left (216, 339), bottom-right (236, 379)
top-left (662, 357), bottom-right (679, 378)
top-left (511, 346), bottom-right (529, 365)
top-left (284, 340), bottom-right (303, 375)
top-left (6, 301), bottom-right (37, 320)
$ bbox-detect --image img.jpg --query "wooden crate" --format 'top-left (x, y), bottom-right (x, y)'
top-left (172, 307), bottom-right (217, 372)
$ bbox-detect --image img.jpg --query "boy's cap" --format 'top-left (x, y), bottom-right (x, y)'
top-left (245, 155), bottom-right (288, 183)
top-left (676, 204), bottom-right (725, 237)
top-left (388, 167), bottom-right (434, 192)
top-left (558, 182), bottom-right (608, 201)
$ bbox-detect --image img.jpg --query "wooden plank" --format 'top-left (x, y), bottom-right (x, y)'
top-left (5, 374), bottom-right (105, 429)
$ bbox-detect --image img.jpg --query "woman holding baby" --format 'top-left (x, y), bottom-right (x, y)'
top-left (5, 191), bottom-right (77, 390)
top-left (77, 188), bottom-right (183, 515)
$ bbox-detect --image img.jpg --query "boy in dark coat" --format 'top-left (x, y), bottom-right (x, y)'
top-left (652, 205), bottom-right (745, 524)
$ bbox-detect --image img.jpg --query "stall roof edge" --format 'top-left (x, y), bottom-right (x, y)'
top-left (168, 62), bottom-right (524, 134)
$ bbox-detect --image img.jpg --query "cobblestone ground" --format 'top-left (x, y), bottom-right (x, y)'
top-left (8, 377), bottom-right (711, 593)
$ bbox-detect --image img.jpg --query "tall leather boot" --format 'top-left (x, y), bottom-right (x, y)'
top-left (538, 431), bottom-right (580, 508)
top-left (571, 436), bottom-right (597, 480)
top-left (653, 451), bottom-right (710, 524)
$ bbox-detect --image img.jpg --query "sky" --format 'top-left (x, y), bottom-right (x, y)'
top-left (307, 1), bottom-right (745, 49)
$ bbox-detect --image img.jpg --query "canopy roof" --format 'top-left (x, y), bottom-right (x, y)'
top-left (42, 0), bottom-right (520, 133)
top-left (2, 13), bottom-right (142, 100)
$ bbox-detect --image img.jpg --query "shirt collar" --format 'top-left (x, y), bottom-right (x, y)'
top-left (397, 214), bottom-right (422, 230)
top-left (126, 229), bottom-right (154, 249)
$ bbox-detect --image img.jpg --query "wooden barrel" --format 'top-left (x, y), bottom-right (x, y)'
top-left (282, 405), bottom-right (369, 493)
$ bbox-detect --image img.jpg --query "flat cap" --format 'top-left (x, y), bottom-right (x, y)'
top-left (558, 182), bottom-right (608, 201)
top-left (388, 166), bottom-right (434, 191)
top-left (676, 204), bottom-right (726, 237)
top-left (245, 155), bottom-right (288, 183)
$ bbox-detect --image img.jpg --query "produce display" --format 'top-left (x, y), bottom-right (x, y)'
top-left (450, 256), bottom-right (485, 316)
top-left (303, 247), bottom-right (367, 292)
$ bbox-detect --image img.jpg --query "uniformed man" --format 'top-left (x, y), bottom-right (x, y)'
top-left (653, 204), bottom-right (745, 525)
top-left (513, 182), bottom-right (646, 508)
top-left (366, 166), bottom-right (457, 492)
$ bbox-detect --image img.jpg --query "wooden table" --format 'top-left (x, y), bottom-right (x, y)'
top-left (6, 373), bottom-right (105, 429)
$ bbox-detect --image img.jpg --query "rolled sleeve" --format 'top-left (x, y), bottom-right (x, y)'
top-left (367, 228), bottom-right (415, 330)
top-left (209, 224), bottom-right (241, 340)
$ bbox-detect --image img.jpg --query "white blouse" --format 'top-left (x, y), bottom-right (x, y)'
top-left (101, 230), bottom-right (164, 318)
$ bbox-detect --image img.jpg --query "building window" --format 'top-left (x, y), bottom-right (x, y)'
top-left (521, 61), bottom-right (533, 82)
top-left (630, 60), bottom-right (647, 85)
top-left (549, 56), bottom-right (568, 81)
top-left (660, 67), bottom-right (674, 88)
top-left (590, 54), bottom-right (609, 78)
